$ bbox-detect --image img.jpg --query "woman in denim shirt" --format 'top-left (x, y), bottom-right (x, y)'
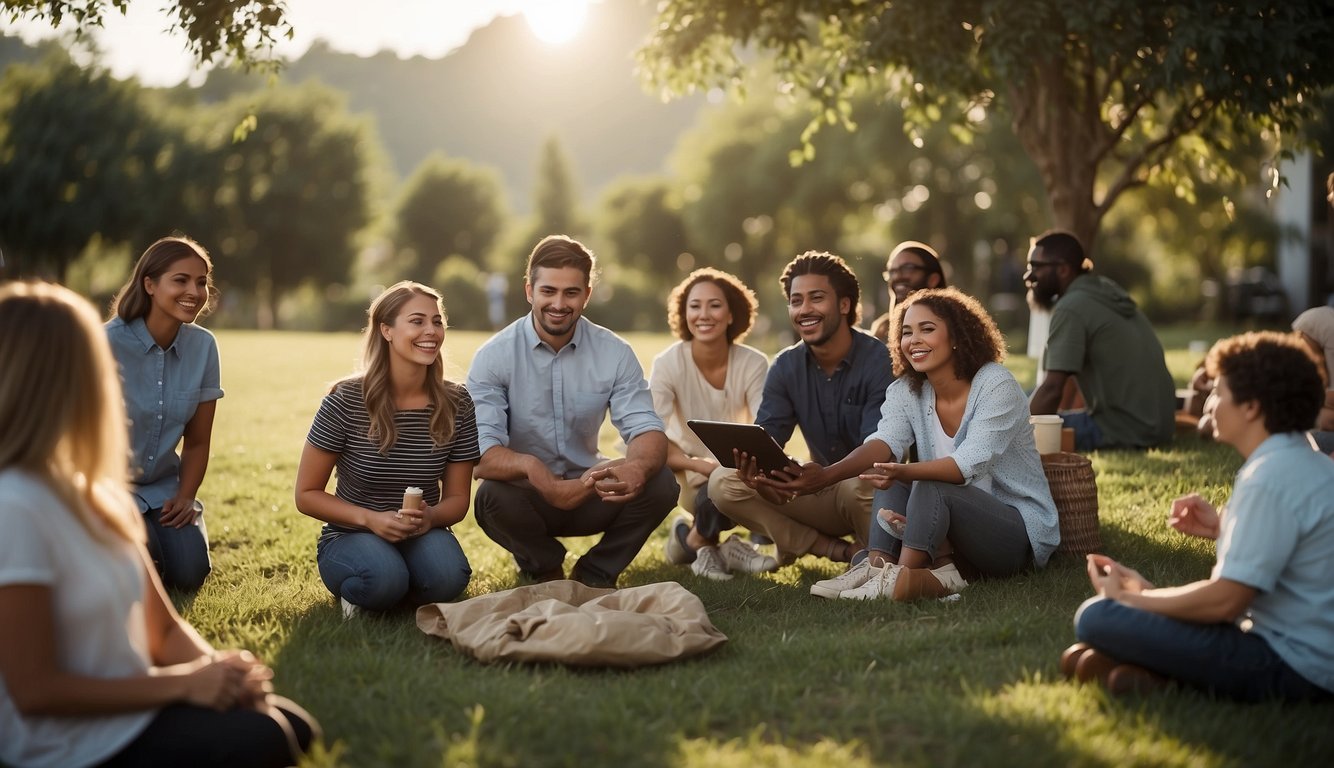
top-left (790, 288), bottom-right (1059, 601)
top-left (106, 237), bottom-right (223, 591)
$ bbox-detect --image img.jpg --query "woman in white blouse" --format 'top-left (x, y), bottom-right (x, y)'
top-left (653, 268), bottom-right (774, 580)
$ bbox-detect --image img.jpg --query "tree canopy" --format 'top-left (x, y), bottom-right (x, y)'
top-left (639, 0), bottom-right (1334, 253)
top-left (3, 0), bottom-right (291, 71)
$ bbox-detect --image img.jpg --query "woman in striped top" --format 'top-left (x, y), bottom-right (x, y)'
top-left (296, 282), bottom-right (479, 617)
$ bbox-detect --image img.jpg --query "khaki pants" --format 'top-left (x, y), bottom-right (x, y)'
top-left (707, 466), bottom-right (872, 564)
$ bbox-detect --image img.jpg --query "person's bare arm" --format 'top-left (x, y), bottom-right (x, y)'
top-left (160, 399), bottom-right (217, 527)
top-left (294, 443), bottom-right (418, 542)
top-left (475, 445), bottom-right (593, 510)
top-left (588, 431), bottom-right (669, 503)
top-left (1029, 370), bottom-right (1071, 415)
top-left (0, 560), bottom-right (246, 716)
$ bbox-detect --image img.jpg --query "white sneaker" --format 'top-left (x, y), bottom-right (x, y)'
top-left (718, 535), bottom-right (778, 574)
top-left (664, 515), bottom-right (696, 565)
top-left (340, 597), bottom-right (361, 620)
top-left (809, 559), bottom-right (874, 599)
top-left (690, 545), bottom-right (733, 581)
top-left (838, 563), bottom-right (903, 601)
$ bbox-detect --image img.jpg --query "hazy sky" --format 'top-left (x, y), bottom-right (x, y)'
top-left (4, 0), bottom-right (595, 86)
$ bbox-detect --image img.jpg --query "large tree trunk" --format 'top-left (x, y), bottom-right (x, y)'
top-left (1008, 59), bottom-right (1105, 258)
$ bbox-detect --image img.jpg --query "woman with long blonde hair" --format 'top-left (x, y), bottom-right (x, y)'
top-left (296, 281), bottom-right (479, 617)
top-left (0, 282), bottom-right (317, 768)
top-left (106, 235), bottom-right (223, 591)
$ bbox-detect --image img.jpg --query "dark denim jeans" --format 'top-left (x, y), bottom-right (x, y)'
top-left (1075, 597), bottom-right (1333, 702)
top-left (143, 502), bottom-right (211, 591)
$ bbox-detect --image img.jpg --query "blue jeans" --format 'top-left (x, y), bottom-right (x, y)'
top-left (1075, 597), bottom-right (1332, 702)
top-left (144, 503), bottom-right (211, 591)
top-left (1059, 410), bottom-right (1103, 451)
top-left (317, 528), bottom-right (471, 611)
top-left (867, 480), bottom-right (1033, 576)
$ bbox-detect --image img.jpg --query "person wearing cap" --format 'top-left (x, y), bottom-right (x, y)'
top-left (870, 241), bottom-right (949, 344)
top-left (1025, 231), bottom-right (1175, 450)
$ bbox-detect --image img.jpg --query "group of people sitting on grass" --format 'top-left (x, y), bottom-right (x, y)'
top-left (2, 230), bottom-right (1332, 767)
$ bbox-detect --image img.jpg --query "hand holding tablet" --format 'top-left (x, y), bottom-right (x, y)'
top-left (686, 420), bottom-right (798, 475)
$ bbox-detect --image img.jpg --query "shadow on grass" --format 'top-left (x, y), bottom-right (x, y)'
top-left (263, 554), bottom-right (1334, 768)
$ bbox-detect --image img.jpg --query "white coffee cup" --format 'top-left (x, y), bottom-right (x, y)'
top-left (1029, 414), bottom-right (1063, 455)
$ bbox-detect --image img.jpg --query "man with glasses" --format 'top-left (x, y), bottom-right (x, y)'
top-left (1026, 230), bottom-right (1175, 450)
top-left (870, 241), bottom-right (949, 343)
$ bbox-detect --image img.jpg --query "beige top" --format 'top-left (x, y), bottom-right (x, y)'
top-left (649, 340), bottom-right (768, 489)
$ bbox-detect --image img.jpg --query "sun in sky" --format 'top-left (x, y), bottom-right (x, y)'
top-left (522, 0), bottom-right (589, 45)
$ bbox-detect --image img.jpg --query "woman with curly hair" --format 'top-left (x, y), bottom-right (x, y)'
top-left (295, 282), bottom-right (479, 617)
top-left (652, 268), bottom-right (773, 580)
top-left (781, 287), bottom-right (1059, 601)
top-left (1063, 332), bottom-right (1334, 700)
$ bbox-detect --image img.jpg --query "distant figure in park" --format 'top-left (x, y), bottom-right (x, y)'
top-left (106, 236), bottom-right (223, 591)
top-left (653, 268), bottom-right (772, 581)
top-left (708, 251), bottom-right (894, 568)
top-left (466, 235), bottom-right (677, 588)
top-left (871, 240), bottom-right (949, 343)
top-left (1064, 332), bottom-right (1334, 700)
top-left (783, 288), bottom-right (1059, 601)
top-left (296, 282), bottom-right (478, 617)
top-left (1292, 306), bottom-right (1334, 454)
top-left (1026, 231), bottom-right (1176, 450)
top-left (0, 282), bottom-right (318, 768)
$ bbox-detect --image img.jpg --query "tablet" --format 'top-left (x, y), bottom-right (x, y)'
top-left (686, 419), bottom-right (796, 475)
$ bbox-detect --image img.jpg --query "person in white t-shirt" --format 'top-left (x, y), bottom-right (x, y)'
top-left (0, 282), bottom-right (318, 768)
top-left (652, 268), bottom-right (773, 580)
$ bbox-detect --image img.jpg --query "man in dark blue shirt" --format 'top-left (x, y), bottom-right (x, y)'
top-left (708, 251), bottom-right (894, 567)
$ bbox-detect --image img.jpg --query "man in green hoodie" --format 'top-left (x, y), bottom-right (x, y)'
top-left (1026, 231), bottom-right (1176, 450)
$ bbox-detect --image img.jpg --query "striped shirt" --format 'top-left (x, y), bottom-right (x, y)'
top-left (306, 378), bottom-right (480, 533)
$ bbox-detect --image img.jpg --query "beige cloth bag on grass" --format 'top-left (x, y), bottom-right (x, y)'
top-left (416, 579), bottom-right (728, 667)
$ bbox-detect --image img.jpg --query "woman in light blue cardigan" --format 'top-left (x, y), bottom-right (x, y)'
top-left (773, 288), bottom-right (1059, 601)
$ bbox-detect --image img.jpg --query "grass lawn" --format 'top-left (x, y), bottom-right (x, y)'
top-left (182, 328), bottom-right (1332, 768)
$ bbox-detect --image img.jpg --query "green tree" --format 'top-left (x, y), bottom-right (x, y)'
top-left (594, 176), bottom-right (690, 283)
top-left (393, 153), bottom-right (508, 283)
top-left (0, 55), bottom-right (187, 279)
top-left (4, 0), bottom-right (290, 71)
top-left (532, 135), bottom-right (583, 238)
top-left (495, 135), bottom-right (586, 310)
top-left (640, 0), bottom-right (1334, 254)
top-left (194, 83), bottom-right (375, 327)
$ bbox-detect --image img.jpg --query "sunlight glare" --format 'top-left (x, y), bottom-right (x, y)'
top-left (522, 0), bottom-right (589, 45)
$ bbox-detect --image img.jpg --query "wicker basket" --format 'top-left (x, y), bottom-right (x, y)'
top-left (1041, 451), bottom-right (1101, 556)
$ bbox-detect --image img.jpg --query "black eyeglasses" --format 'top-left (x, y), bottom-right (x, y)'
top-left (883, 264), bottom-right (928, 281)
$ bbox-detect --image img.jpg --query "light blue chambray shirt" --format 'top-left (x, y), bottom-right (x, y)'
top-left (106, 316), bottom-right (224, 512)
top-left (866, 361), bottom-right (1061, 567)
top-left (467, 314), bottom-right (665, 479)
top-left (1214, 431), bottom-right (1334, 693)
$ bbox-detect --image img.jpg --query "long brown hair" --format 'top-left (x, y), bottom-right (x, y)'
top-left (111, 235), bottom-right (217, 321)
top-left (0, 282), bottom-right (143, 546)
top-left (334, 281), bottom-right (461, 454)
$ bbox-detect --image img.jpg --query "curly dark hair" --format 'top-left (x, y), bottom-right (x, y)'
top-left (779, 250), bottom-right (861, 327)
top-left (666, 267), bottom-right (758, 343)
top-left (890, 288), bottom-right (1006, 393)
top-left (1205, 331), bottom-right (1324, 435)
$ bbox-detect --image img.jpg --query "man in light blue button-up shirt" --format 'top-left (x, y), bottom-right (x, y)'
top-left (467, 235), bottom-right (677, 587)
